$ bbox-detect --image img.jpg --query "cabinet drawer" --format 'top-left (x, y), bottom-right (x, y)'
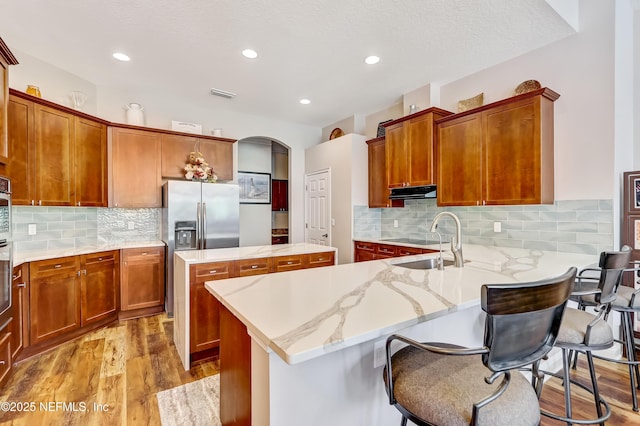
top-left (307, 252), bottom-right (335, 268)
top-left (84, 250), bottom-right (117, 264)
top-left (398, 246), bottom-right (422, 256)
top-left (376, 244), bottom-right (398, 257)
top-left (271, 255), bottom-right (305, 273)
top-left (30, 256), bottom-right (79, 279)
top-left (122, 246), bottom-right (164, 262)
top-left (193, 262), bottom-right (233, 283)
top-left (0, 329), bottom-right (12, 385)
top-left (354, 241), bottom-right (375, 252)
top-left (236, 258), bottom-right (272, 277)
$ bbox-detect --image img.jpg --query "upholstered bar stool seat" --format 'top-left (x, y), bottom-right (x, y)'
top-left (558, 309), bottom-right (613, 348)
top-left (386, 344), bottom-right (540, 425)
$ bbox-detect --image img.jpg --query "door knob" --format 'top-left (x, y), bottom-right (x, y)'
top-left (322, 233), bottom-right (328, 238)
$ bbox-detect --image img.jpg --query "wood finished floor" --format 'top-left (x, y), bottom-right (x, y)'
top-left (1, 314), bottom-right (640, 425)
top-left (0, 314), bottom-right (219, 425)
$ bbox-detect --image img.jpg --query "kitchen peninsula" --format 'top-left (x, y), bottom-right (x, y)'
top-left (206, 244), bottom-right (596, 426)
top-left (172, 243), bottom-right (337, 370)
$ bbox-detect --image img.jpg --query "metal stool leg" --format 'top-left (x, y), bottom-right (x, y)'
top-left (585, 351), bottom-right (605, 426)
top-left (562, 348), bottom-right (573, 426)
top-left (400, 416), bottom-right (407, 426)
top-left (623, 311), bottom-right (639, 411)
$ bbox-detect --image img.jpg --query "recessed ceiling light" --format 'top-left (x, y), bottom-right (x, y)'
top-left (300, 99), bottom-right (311, 105)
top-left (365, 55), bottom-right (380, 65)
top-left (112, 52), bottom-right (131, 62)
top-left (242, 49), bottom-right (258, 59)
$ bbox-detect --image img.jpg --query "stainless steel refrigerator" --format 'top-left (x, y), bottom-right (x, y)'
top-left (162, 181), bottom-right (240, 316)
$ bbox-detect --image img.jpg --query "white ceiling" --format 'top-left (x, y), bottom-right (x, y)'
top-left (1, 0), bottom-right (576, 128)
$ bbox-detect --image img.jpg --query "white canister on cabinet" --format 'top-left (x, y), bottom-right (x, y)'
top-left (125, 103), bottom-right (145, 126)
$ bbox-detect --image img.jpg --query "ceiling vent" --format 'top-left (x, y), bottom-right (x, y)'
top-left (210, 88), bottom-right (236, 99)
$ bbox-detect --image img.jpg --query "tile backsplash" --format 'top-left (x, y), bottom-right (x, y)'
top-left (354, 199), bottom-right (614, 255)
top-left (12, 206), bottom-right (161, 252)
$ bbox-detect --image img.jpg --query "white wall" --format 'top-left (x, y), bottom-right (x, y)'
top-left (238, 139), bottom-right (272, 247)
top-left (439, 0), bottom-right (616, 201)
top-left (305, 134), bottom-right (368, 264)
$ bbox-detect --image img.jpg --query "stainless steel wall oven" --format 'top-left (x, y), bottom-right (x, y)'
top-left (0, 176), bottom-right (11, 317)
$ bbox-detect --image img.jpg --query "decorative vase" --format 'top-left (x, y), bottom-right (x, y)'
top-left (26, 85), bottom-right (41, 98)
top-left (125, 103), bottom-right (145, 126)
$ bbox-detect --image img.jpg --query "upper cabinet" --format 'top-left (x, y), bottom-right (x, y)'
top-left (366, 137), bottom-right (403, 208)
top-left (272, 180), bottom-right (288, 211)
top-left (0, 38), bottom-right (18, 167)
top-left (436, 88), bottom-right (559, 206)
top-left (161, 133), bottom-right (234, 181)
top-left (7, 91), bottom-right (108, 206)
top-left (110, 126), bottom-right (162, 208)
top-left (383, 108), bottom-right (453, 189)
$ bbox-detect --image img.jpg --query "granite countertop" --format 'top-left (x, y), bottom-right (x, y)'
top-left (205, 244), bottom-right (596, 365)
top-left (175, 242), bottom-right (337, 265)
top-left (13, 240), bottom-right (166, 267)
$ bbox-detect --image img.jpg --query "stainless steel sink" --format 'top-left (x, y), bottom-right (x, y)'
top-left (393, 258), bottom-right (455, 270)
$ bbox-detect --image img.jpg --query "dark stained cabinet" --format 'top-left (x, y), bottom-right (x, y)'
top-left (120, 247), bottom-right (165, 313)
top-left (6, 95), bottom-right (33, 205)
top-left (366, 137), bottom-right (403, 208)
top-left (81, 251), bottom-right (119, 325)
top-left (11, 264), bottom-right (29, 360)
top-left (354, 241), bottom-right (437, 262)
top-left (75, 117), bottom-right (107, 207)
top-left (160, 133), bottom-right (234, 181)
top-left (272, 180), bottom-right (288, 211)
top-left (0, 37), bottom-right (18, 166)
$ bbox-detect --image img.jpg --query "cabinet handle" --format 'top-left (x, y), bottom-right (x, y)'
top-left (0, 360), bottom-right (5, 365)
top-left (287, 261), bottom-right (293, 265)
top-left (38, 200), bottom-right (42, 206)
top-left (54, 264), bottom-right (62, 269)
top-left (115, 203), bottom-right (118, 207)
top-left (77, 270), bottom-right (81, 276)
top-left (251, 265), bottom-right (258, 269)
top-left (77, 202), bottom-right (81, 206)
top-left (141, 252), bottom-right (148, 256)
top-left (317, 258), bottom-right (324, 261)
top-left (17, 283), bottom-right (26, 288)
top-left (12, 274), bottom-right (17, 280)
top-left (209, 270), bottom-right (217, 274)
top-left (83, 269), bottom-right (87, 275)
top-left (98, 257), bottom-right (103, 261)
top-left (482, 200), bottom-right (486, 206)
top-left (30, 200), bottom-right (35, 206)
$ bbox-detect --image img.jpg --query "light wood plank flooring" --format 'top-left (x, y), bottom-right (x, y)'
top-left (0, 314), bottom-right (218, 425)
top-left (1, 313), bottom-right (640, 425)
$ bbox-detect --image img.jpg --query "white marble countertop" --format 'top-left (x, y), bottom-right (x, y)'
top-left (13, 240), bottom-right (165, 266)
top-left (174, 242), bottom-right (337, 265)
top-left (205, 244), bottom-right (596, 365)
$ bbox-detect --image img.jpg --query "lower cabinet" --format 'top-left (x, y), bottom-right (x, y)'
top-left (354, 241), bottom-right (437, 262)
top-left (189, 251), bottom-right (336, 364)
top-left (29, 251), bottom-right (120, 347)
top-left (120, 247), bottom-right (165, 315)
top-left (0, 329), bottom-right (10, 386)
top-left (29, 256), bottom-right (82, 345)
top-left (11, 264), bottom-right (29, 361)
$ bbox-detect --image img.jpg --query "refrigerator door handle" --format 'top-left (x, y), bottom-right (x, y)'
top-left (196, 202), bottom-right (202, 249)
top-left (202, 203), bottom-right (207, 249)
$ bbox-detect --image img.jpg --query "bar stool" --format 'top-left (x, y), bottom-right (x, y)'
top-left (383, 267), bottom-right (576, 426)
top-left (539, 247), bottom-right (631, 425)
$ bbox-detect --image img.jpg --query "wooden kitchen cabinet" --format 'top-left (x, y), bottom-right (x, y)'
top-left (366, 137), bottom-right (403, 208)
top-left (190, 261), bottom-right (233, 355)
top-left (271, 254), bottom-right (305, 273)
top-left (7, 91), bottom-right (108, 207)
top-left (306, 251), bottom-right (335, 268)
top-left (11, 264), bottom-right (29, 360)
top-left (436, 88), bottom-right (558, 206)
top-left (384, 108), bottom-right (452, 189)
top-left (354, 241), bottom-right (438, 263)
top-left (161, 133), bottom-right (234, 181)
top-left (0, 38), bottom-right (18, 167)
top-left (271, 180), bottom-right (288, 211)
top-left (236, 257), bottom-right (272, 277)
top-left (29, 256), bottom-right (82, 345)
top-left (81, 251), bottom-right (119, 326)
top-left (110, 126), bottom-right (162, 208)
top-left (120, 246), bottom-right (165, 315)
top-left (0, 327), bottom-right (10, 387)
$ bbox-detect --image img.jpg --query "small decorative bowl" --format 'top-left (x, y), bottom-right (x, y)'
top-left (515, 80), bottom-right (542, 95)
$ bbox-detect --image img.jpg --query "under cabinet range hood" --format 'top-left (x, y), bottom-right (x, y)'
top-left (389, 185), bottom-right (437, 200)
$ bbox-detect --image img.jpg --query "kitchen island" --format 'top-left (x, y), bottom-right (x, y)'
top-left (173, 243), bottom-right (337, 370)
top-left (205, 244), bottom-right (597, 426)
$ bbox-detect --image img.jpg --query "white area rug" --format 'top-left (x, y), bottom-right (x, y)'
top-left (156, 374), bottom-right (221, 426)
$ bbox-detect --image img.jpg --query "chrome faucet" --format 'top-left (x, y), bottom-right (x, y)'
top-left (429, 212), bottom-right (464, 268)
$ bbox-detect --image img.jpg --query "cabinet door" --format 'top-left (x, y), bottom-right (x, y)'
top-left (190, 261), bottom-right (233, 353)
top-left (0, 59), bottom-right (7, 164)
top-left (29, 257), bottom-right (81, 345)
top-left (306, 251), bottom-right (335, 268)
top-left (75, 117), bottom-right (107, 207)
top-left (272, 180), bottom-right (288, 211)
top-left (385, 122), bottom-right (407, 189)
top-left (161, 133), bottom-right (198, 179)
top-left (34, 104), bottom-right (75, 206)
top-left (111, 127), bottom-right (162, 208)
top-left (368, 138), bottom-right (390, 208)
top-left (482, 97), bottom-right (550, 205)
top-left (436, 113), bottom-right (483, 206)
top-left (11, 264), bottom-right (28, 360)
top-left (235, 258), bottom-right (272, 276)
top-left (198, 138), bottom-right (233, 181)
top-left (121, 247), bottom-right (165, 310)
top-left (6, 96), bottom-right (35, 205)
top-left (271, 255), bottom-right (305, 273)
top-left (407, 113), bottom-right (435, 186)
top-left (81, 251), bottom-right (118, 325)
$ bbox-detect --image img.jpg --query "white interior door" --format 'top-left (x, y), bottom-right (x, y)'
top-left (305, 170), bottom-right (330, 245)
